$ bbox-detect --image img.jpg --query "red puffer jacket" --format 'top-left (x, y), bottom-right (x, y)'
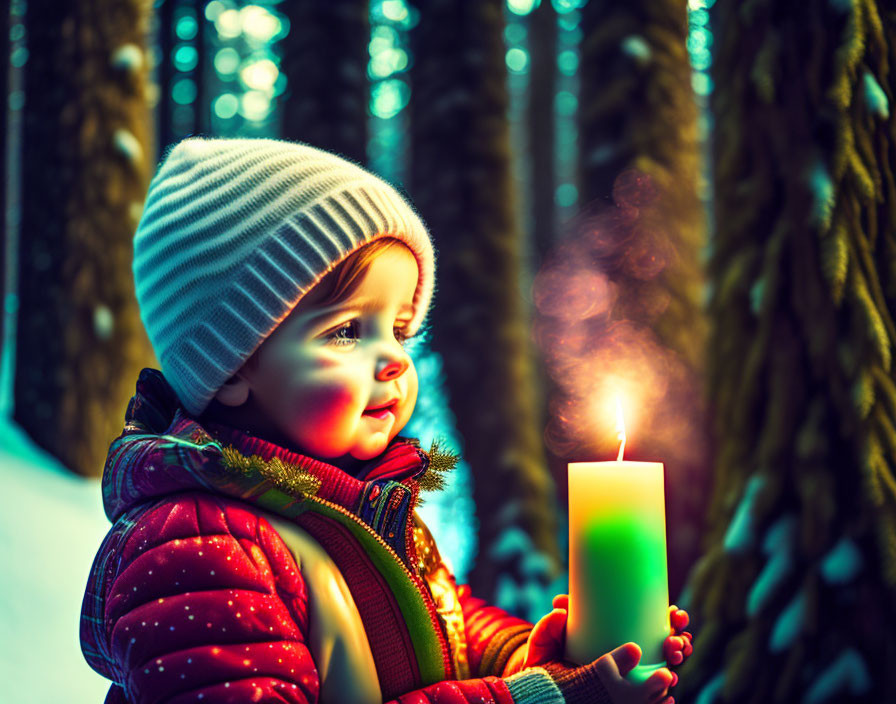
top-left (81, 370), bottom-right (563, 704)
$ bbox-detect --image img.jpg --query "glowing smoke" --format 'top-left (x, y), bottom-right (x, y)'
top-left (533, 170), bottom-right (702, 466)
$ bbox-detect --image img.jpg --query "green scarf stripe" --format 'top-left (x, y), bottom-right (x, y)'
top-left (193, 449), bottom-right (448, 684)
top-left (233, 483), bottom-right (447, 684)
top-left (297, 499), bottom-right (448, 685)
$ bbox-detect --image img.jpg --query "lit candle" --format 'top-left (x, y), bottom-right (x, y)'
top-left (565, 397), bottom-right (670, 684)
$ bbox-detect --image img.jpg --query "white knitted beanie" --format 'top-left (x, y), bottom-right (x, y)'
top-left (133, 137), bottom-right (435, 417)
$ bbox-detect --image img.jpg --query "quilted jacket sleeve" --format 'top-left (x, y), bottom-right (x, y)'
top-left (86, 493), bottom-right (567, 704)
top-left (457, 584), bottom-right (533, 678)
top-left (90, 493), bottom-right (320, 704)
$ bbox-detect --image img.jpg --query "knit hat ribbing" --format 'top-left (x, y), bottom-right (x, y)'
top-left (133, 137), bottom-right (435, 417)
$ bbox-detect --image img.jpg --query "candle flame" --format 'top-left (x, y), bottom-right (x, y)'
top-left (615, 395), bottom-right (626, 461)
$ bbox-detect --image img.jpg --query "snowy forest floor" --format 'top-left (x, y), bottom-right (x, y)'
top-left (0, 416), bottom-right (111, 703)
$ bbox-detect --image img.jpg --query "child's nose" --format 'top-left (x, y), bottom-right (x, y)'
top-left (375, 357), bottom-right (408, 381)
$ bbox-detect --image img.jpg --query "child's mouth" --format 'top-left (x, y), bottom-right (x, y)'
top-left (363, 401), bottom-right (397, 420)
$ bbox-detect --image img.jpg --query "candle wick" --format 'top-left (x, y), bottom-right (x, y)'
top-left (614, 396), bottom-right (626, 461)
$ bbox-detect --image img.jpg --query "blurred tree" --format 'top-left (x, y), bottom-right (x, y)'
top-left (157, 0), bottom-right (176, 151)
top-left (194, 0), bottom-right (208, 134)
top-left (1, 0), bottom-right (8, 363)
top-left (528, 0), bottom-right (557, 268)
top-left (409, 0), bottom-right (561, 609)
top-left (17, 0), bottom-right (154, 476)
top-left (280, 0), bottom-right (368, 164)
top-left (575, 0), bottom-right (707, 601)
top-left (679, 2), bottom-right (896, 702)
top-left (526, 2), bottom-right (571, 572)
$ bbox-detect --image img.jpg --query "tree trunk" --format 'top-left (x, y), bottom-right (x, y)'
top-left (1, 0), bottom-right (8, 370)
top-left (156, 0), bottom-right (175, 153)
top-left (16, 0), bottom-right (154, 476)
top-left (409, 0), bottom-right (560, 611)
top-left (528, 0), bottom-right (557, 269)
top-left (571, 0), bottom-right (707, 601)
top-left (194, 0), bottom-right (208, 135)
top-left (280, 0), bottom-right (369, 164)
top-left (679, 2), bottom-right (896, 702)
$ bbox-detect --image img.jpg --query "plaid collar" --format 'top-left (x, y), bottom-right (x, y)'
top-left (203, 420), bottom-right (430, 508)
top-left (102, 368), bottom-right (430, 522)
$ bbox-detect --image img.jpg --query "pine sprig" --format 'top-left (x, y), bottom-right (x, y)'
top-left (220, 445), bottom-right (321, 499)
top-left (418, 438), bottom-right (460, 492)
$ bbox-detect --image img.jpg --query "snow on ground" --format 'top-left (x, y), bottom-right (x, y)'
top-left (0, 416), bottom-right (112, 703)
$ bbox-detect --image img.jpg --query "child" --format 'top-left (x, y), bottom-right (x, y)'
top-left (80, 138), bottom-right (692, 704)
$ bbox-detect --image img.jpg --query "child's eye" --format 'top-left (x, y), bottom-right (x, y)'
top-left (326, 320), bottom-right (360, 346)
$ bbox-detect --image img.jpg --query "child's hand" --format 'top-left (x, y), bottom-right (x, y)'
top-left (663, 605), bottom-right (693, 667)
top-left (523, 593), bottom-right (570, 668)
top-left (545, 642), bottom-right (676, 704)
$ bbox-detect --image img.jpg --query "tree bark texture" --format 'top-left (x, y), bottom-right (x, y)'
top-left (409, 0), bottom-right (561, 605)
top-left (280, 0), bottom-right (369, 165)
top-left (17, 0), bottom-right (154, 476)
top-left (679, 2), bottom-right (896, 702)
top-left (528, 0), bottom-right (557, 269)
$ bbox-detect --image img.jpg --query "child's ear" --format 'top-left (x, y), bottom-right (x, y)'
top-left (214, 373), bottom-right (251, 407)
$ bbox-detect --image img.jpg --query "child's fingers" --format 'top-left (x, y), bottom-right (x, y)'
top-left (642, 667), bottom-right (674, 700)
top-left (647, 689), bottom-right (668, 704)
top-left (524, 608), bottom-right (567, 666)
top-left (552, 594), bottom-right (569, 610)
top-left (682, 639), bottom-right (693, 657)
top-left (599, 642), bottom-right (642, 679)
top-left (670, 608), bottom-right (689, 633)
top-left (648, 692), bottom-right (675, 704)
top-left (663, 635), bottom-right (684, 661)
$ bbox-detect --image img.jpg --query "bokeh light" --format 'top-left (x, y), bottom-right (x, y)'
top-left (239, 90), bottom-right (271, 120)
top-left (240, 58), bottom-right (279, 91)
top-left (506, 47), bottom-right (529, 74)
top-left (205, 0), bottom-right (225, 22)
top-left (369, 47), bottom-right (409, 79)
top-left (215, 8), bottom-right (241, 39)
top-left (382, 0), bottom-right (408, 22)
top-left (171, 78), bottom-right (197, 105)
top-left (240, 5), bottom-right (282, 43)
top-left (175, 14), bottom-right (198, 41)
top-left (213, 93), bottom-right (239, 119)
top-left (558, 49), bottom-right (578, 76)
top-left (173, 45), bottom-right (198, 72)
top-left (370, 79), bottom-right (410, 119)
top-left (507, 0), bottom-right (540, 15)
top-left (370, 25), bottom-right (400, 56)
top-left (552, 0), bottom-right (585, 13)
top-left (214, 47), bottom-right (240, 76)
top-left (692, 72), bottom-right (713, 96)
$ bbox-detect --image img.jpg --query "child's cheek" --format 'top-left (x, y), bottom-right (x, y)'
top-left (291, 379), bottom-right (361, 437)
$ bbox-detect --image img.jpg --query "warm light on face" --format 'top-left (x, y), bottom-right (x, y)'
top-left (238, 244), bottom-right (420, 466)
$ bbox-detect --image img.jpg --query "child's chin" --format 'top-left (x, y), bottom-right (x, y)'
top-left (351, 436), bottom-right (392, 461)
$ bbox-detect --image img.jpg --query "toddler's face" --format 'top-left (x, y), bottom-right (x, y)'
top-left (238, 244), bottom-right (419, 468)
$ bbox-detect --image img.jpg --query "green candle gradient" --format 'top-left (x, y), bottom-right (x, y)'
top-left (566, 461), bottom-right (669, 682)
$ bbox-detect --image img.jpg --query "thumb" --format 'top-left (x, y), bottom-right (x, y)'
top-left (525, 608), bottom-right (567, 666)
top-left (609, 642), bottom-right (642, 678)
